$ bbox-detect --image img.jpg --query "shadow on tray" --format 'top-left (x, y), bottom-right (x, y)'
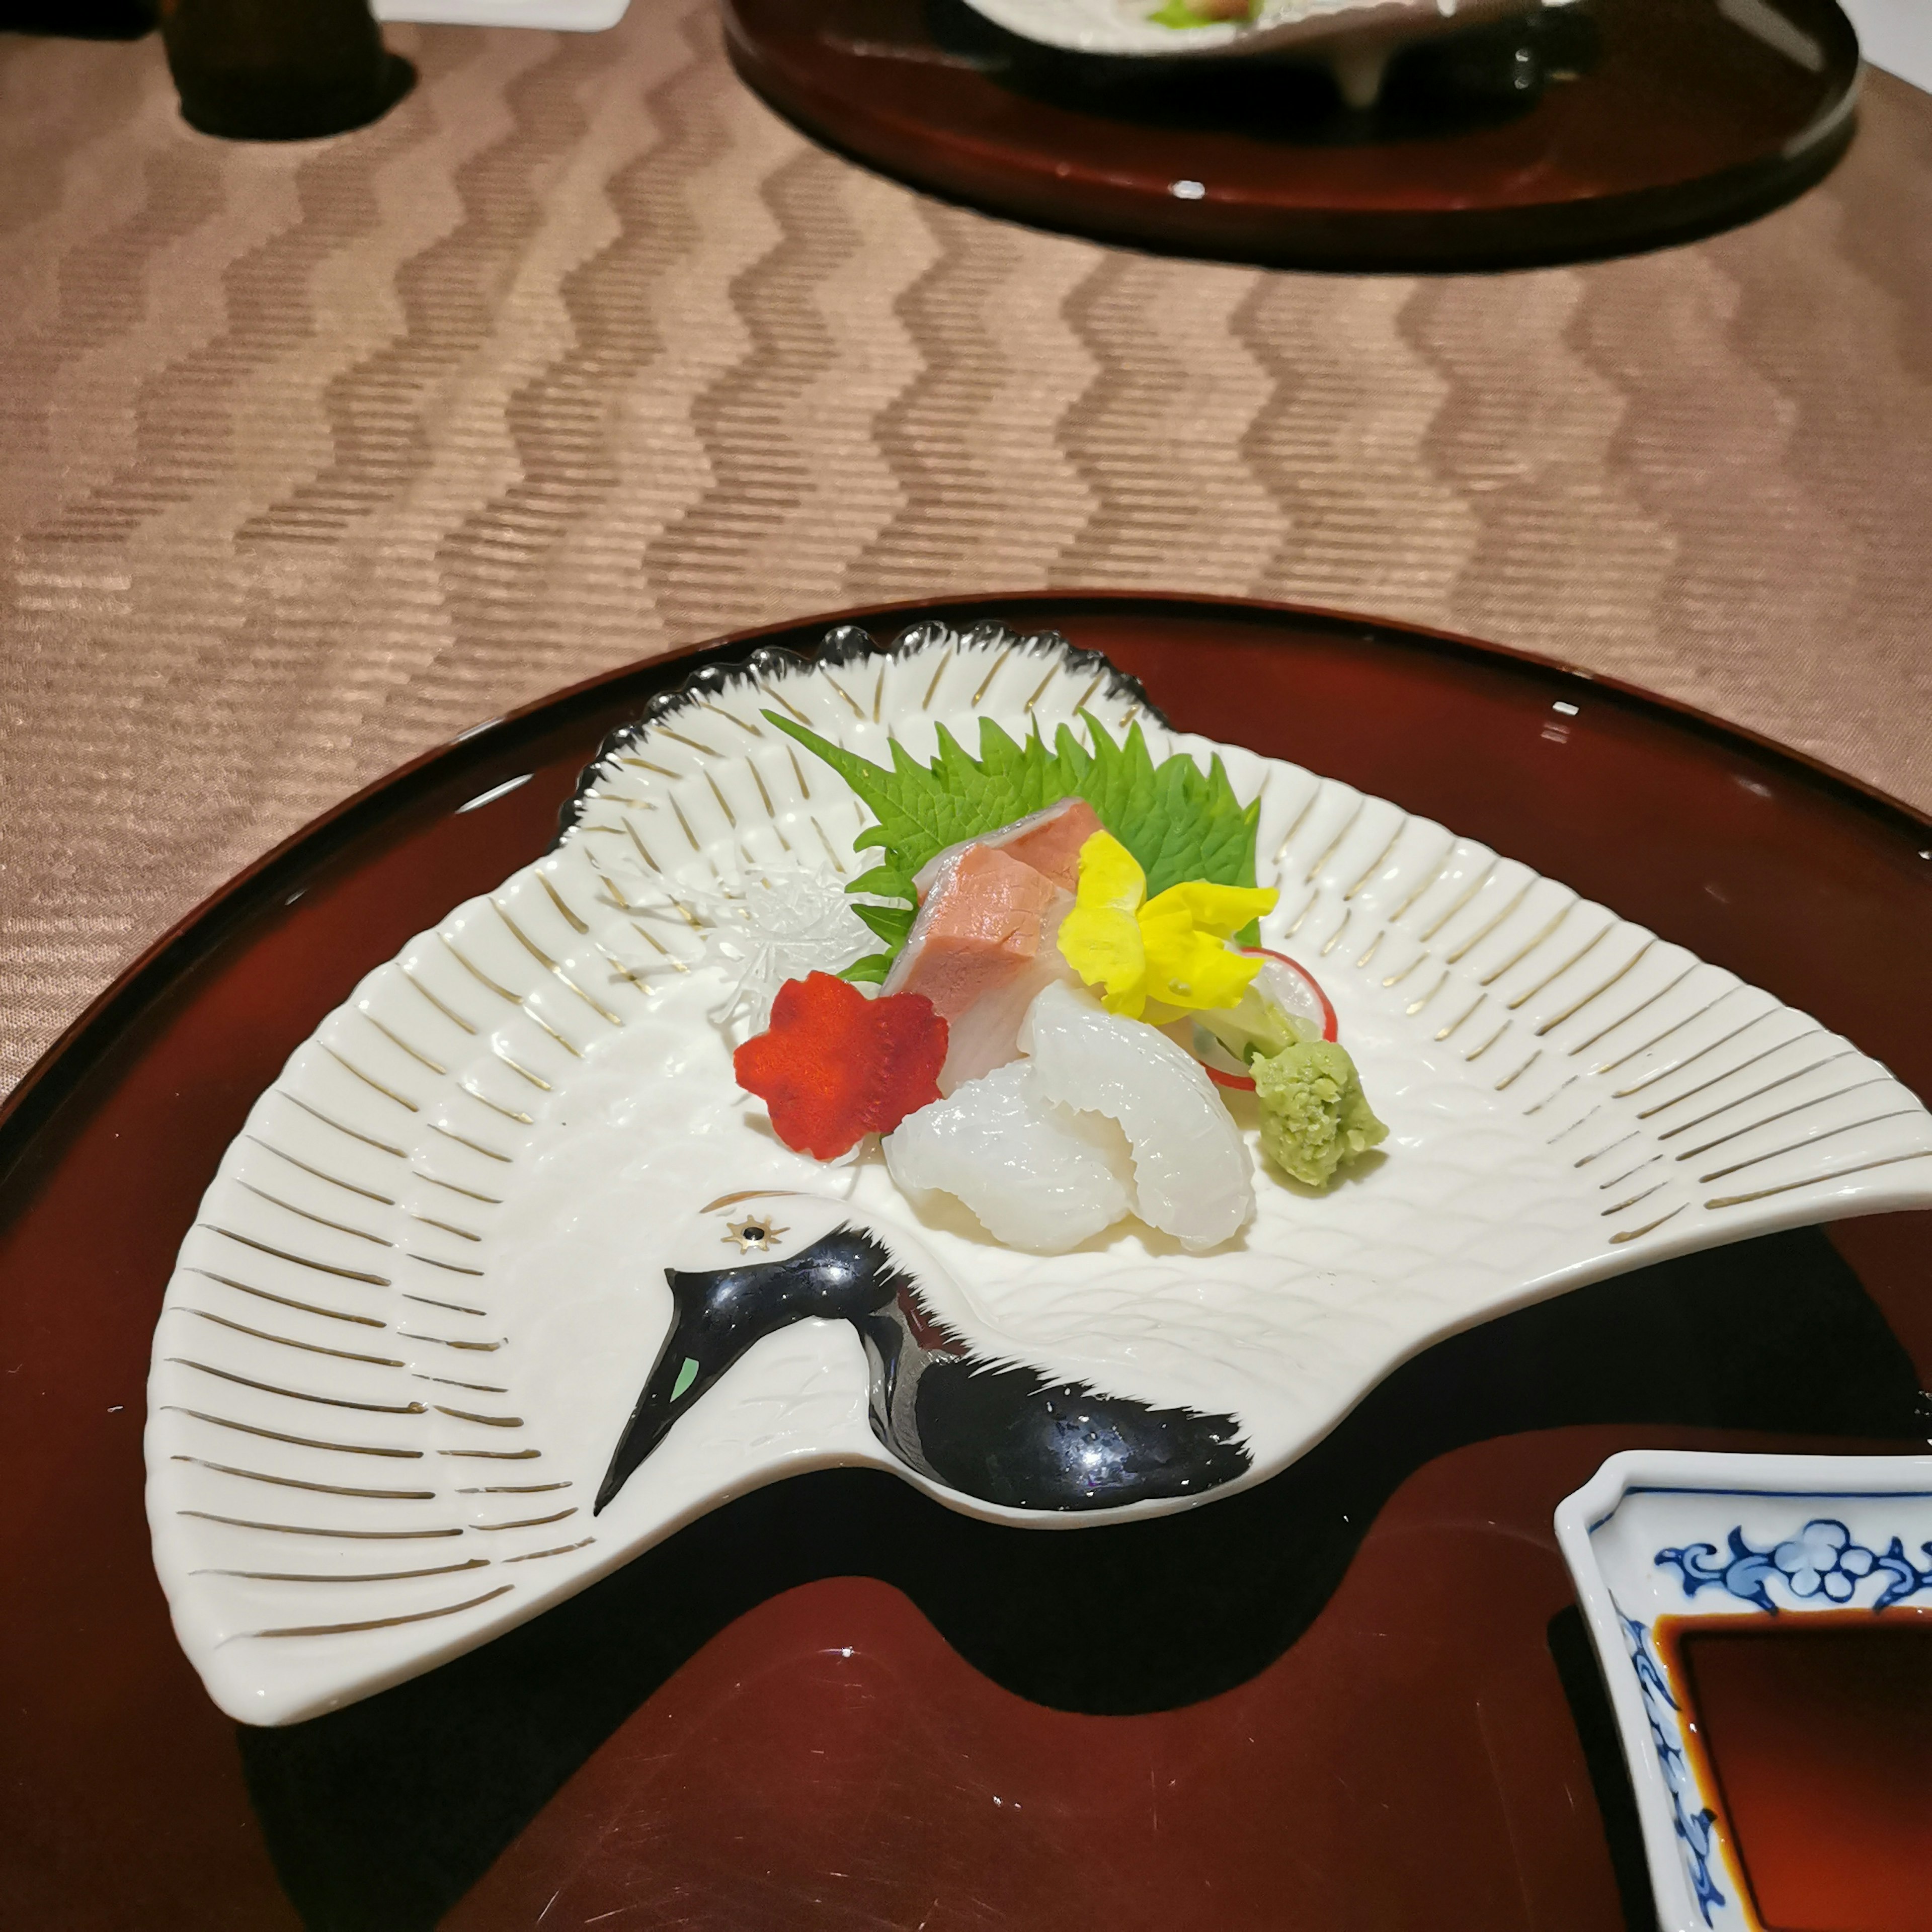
top-left (1548, 1602), bottom-right (1656, 1932)
top-left (240, 1225), bottom-right (1924, 1929)
top-left (920, 0), bottom-right (1602, 144)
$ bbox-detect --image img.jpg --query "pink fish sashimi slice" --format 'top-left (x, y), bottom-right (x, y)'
top-left (886, 842), bottom-right (1075, 1094)
top-left (886, 842), bottom-right (1060, 1022)
top-left (937, 895), bottom-right (1074, 1092)
top-left (910, 795), bottom-right (1102, 900)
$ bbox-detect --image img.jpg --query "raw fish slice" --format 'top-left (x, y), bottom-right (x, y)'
top-left (1021, 980), bottom-right (1254, 1252)
top-left (911, 796), bottom-right (1103, 899)
top-left (886, 842), bottom-right (1062, 1023)
top-left (883, 1059), bottom-right (1136, 1253)
top-left (935, 897), bottom-right (1076, 1093)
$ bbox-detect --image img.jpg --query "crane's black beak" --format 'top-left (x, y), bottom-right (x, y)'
top-left (593, 1228), bottom-right (907, 1515)
top-left (592, 1288), bottom-right (732, 1515)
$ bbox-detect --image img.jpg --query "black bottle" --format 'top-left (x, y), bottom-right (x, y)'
top-left (0, 0), bottom-right (156, 37)
top-left (157, 0), bottom-right (413, 140)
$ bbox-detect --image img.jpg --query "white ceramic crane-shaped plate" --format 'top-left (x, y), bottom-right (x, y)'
top-left (146, 623), bottom-right (1932, 1724)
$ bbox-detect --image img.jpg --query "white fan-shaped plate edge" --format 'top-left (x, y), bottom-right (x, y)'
top-left (146, 623), bottom-right (1932, 1724)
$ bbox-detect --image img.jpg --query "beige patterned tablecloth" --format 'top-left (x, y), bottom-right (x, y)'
top-left (2, 5), bottom-right (1929, 1100)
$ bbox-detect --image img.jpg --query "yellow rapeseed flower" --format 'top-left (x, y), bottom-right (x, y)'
top-left (1056, 831), bottom-right (1277, 1019)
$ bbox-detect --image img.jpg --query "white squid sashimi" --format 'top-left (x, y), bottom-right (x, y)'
top-left (1021, 980), bottom-right (1254, 1252)
top-left (883, 1059), bottom-right (1135, 1254)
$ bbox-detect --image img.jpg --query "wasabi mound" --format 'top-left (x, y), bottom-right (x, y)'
top-left (1252, 1036), bottom-right (1387, 1189)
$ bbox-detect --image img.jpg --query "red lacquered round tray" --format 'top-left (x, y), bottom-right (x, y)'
top-left (3, 594), bottom-right (1926, 1929)
top-left (722, 0), bottom-right (1860, 269)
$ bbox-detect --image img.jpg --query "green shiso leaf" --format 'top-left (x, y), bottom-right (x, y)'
top-left (851, 900), bottom-right (916, 948)
top-left (764, 704), bottom-right (1262, 979)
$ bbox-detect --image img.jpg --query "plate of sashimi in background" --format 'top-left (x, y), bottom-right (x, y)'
top-left (139, 613), bottom-right (1932, 1728)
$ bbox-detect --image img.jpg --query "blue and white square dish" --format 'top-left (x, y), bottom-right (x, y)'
top-left (1554, 1450), bottom-right (1932, 1932)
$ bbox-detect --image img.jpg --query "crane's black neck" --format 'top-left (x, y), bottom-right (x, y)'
top-left (595, 1225), bottom-right (1250, 1517)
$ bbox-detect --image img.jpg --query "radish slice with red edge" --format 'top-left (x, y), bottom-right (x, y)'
top-left (1171, 949), bottom-right (1338, 1092)
top-left (1188, 1024), bottom-right (1257, 1091)
top-left (1245, 948), bottom-right (1338, 1044)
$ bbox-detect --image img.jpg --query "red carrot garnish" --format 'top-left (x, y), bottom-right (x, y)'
top-left (733, 972), bottom-right (947, 1160)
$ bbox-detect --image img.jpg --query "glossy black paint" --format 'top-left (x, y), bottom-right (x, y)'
top-left (594, 1226), bottom-right (905, 1512)
top-left (595, 1225), bottom-right (1253, 1516)
top-left (909, 1362), bottom-right (1252, 1511)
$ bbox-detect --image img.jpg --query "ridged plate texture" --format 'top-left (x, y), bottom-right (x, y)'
top-left (146, 624), bottom-right (1932, 1723)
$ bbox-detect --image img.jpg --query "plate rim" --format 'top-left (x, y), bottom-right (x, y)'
top-left (719, 0), bottom-right (1862, 272)
top-left (4, 587), bottom-right (1926, 1201)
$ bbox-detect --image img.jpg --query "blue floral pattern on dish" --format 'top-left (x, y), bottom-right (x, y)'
top-left (1655, 1517), bottom-right (1932, 1613)
top-left (1620, 1613), bottom-right (1725, 1924)
top-left (1561, 1466), bottom-right (1932, 1932)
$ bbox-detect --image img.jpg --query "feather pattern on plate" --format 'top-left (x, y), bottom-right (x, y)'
top-left (146, 620), bottom-right (1932, 1723)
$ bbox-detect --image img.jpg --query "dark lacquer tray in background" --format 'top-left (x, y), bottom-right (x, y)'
top-left (723, 0), bottom-right (1860, 270)
top-left (3, 594), bottom-right (1927, 1931)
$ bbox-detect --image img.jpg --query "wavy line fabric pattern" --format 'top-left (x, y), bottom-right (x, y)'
top-left (1, 8), bottom-right (1929, 1101)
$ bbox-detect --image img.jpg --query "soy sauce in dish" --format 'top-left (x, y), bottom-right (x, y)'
top-left (1659, 1609), bottom-right (1932, 1932)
